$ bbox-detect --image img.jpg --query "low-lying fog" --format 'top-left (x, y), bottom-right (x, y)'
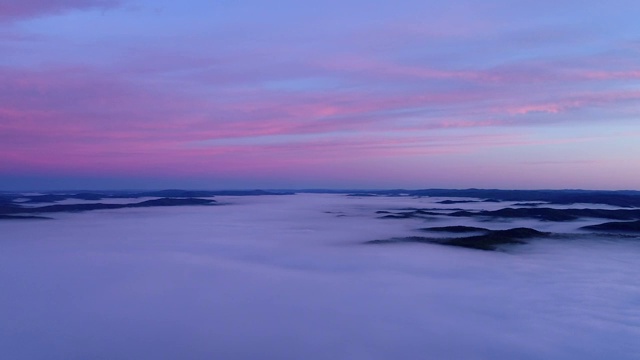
top-left (1, 194), bottom-right (639, 359)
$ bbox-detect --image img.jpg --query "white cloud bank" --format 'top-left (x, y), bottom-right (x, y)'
top-left (1, 194), bottom-right (639, 359)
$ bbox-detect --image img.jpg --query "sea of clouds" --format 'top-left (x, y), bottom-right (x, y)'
top-left (1, 194), bottom-right (639, 359)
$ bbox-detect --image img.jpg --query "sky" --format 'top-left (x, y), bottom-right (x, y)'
top-left (1, 0), bottom-right (639, 190)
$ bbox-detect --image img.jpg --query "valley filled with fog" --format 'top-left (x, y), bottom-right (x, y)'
top-left (1, 194), bottom-right (639, 359)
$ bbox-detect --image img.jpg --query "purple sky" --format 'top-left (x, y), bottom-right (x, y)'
top-left (1, 0), bottom-right (639, 190)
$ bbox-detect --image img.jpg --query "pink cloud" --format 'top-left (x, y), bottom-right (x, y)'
top-left (501, 90), bottom-right (640, 116)
top-left (580, 70), bottom-right (640, 81)
top-left (2, 49), bottom-right (640, 181)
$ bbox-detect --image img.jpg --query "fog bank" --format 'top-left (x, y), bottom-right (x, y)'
top-left (1, 194), bottom-right (639, 359)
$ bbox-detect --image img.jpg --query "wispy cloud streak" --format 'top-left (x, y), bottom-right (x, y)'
top-left (0, 0), bottom-right (121, 22)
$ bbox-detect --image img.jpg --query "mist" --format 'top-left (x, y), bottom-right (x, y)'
top-left (1, 194), bottom-right (639, 359)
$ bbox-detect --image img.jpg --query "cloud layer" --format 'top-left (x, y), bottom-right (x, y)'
top-left (1, 194), bottom-right (639, 359)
